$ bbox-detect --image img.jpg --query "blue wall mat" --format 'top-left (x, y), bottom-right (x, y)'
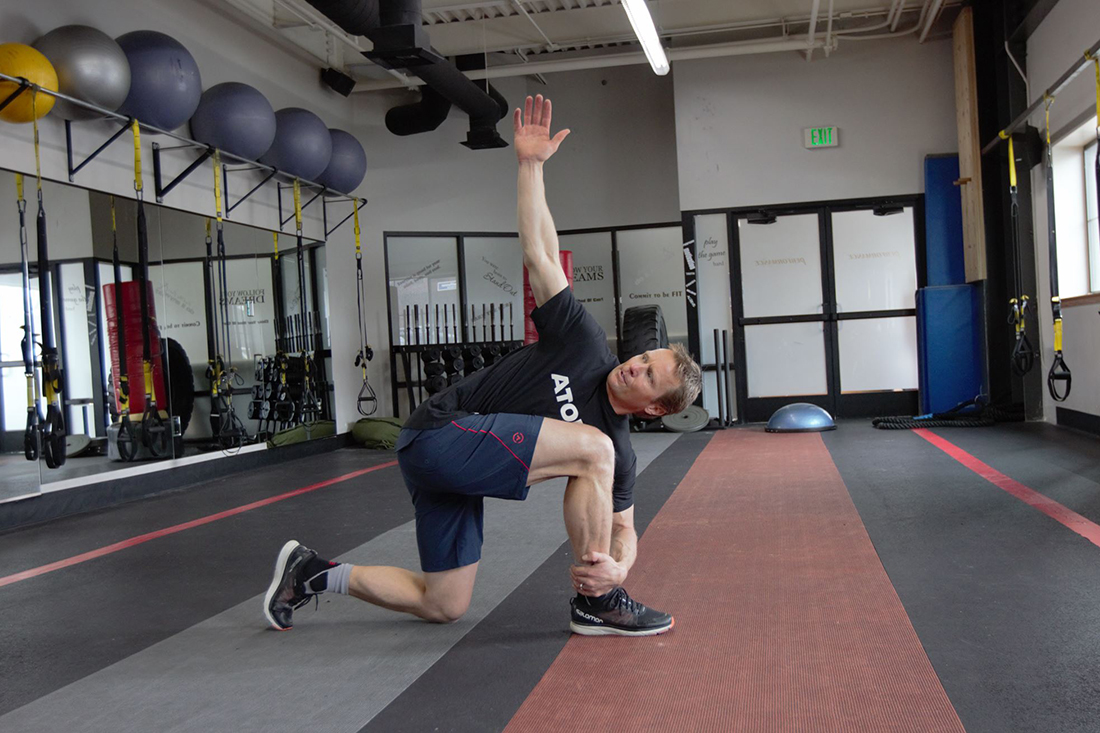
top-left (917, 284), bottom-right (984, 414)
top-left (924, 155), bottom-right (966, 286)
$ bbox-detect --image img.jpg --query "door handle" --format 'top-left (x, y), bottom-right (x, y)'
top-left (953, 177), bottom-right (972, 186)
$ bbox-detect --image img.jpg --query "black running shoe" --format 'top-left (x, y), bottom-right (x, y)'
top-left (264, 540), bottom-right (319, 631)
top-left (569, 586), bottom-right (674, 636)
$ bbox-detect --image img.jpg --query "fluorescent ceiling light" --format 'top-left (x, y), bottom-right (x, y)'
top-left (620, 0), bottom-right (669, 76)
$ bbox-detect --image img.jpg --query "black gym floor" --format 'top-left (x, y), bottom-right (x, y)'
top-left (1, 421), bottom-right (1098, 732)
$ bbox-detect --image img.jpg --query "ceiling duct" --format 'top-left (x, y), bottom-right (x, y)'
top-left (304, 0), bottom-right (508, 149)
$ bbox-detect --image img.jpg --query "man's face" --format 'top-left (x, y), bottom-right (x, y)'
top-left (606, 349), bottom-right (679, 417)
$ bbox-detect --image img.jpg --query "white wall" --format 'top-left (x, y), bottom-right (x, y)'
top-left (1028, 0), bottom-right (1100, 422)
top-left (673, 38), bottom-right (958, 210)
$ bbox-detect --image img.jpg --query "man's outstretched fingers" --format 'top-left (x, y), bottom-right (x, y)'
top-left (523, 95), bottom-right (533, 124)
top-left (513, 107), bottom-right (521, 134)
top-left (532, 93), bottom-right (544, 126)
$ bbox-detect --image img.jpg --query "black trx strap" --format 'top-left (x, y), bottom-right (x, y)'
top-left (133, 121), bottom-right (169, 457)
top-left (1043, 97), bottom-right (1071, 401)
top-left (352, 201), bottom-right (377, 416)
top-left (208, 152), bottom-right (247, 450)
top-left (112, 196), bottom-right (137, 461)
top-left (292, 180), bottom-right (320, 426)
top-left (16, 174), bottom-right (40, 462)
top-left (1000, 129), bottom-right (1035, 376)
top-left (32, 93), bottom-right (67, 468)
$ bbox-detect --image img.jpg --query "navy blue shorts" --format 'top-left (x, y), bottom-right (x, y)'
top-left (395, 413), bottom-right (543, 573)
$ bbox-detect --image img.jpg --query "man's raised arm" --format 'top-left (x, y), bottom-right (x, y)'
top-left (515, 94), bottom-right (571, 308)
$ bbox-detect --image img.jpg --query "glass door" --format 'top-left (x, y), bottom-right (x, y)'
top-left (733, 211), bottom-right (833, 422)
top-left (728, 199), bottom-right (922, 422)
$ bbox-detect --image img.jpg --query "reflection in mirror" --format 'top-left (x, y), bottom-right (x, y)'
top-left (0, 168), bottom-right (333, 491)
top-left (0, 174), bottom-right (92, 497)
top-left (462, 237), bottom-right (523, 344)
top-left (0, 172), bottom-right (46, 498)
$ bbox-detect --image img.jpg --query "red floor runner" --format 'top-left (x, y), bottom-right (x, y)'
top-left (506, 430), bottom-right (964, 732)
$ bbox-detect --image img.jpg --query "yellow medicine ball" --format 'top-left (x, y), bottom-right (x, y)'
top-left (0, 43), bottom-right (58, 123)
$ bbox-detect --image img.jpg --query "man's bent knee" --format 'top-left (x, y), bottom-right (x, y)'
top-left (581, 431), bottom-right (615, 480)
top-left (423, 597), bottom-right (469, 623)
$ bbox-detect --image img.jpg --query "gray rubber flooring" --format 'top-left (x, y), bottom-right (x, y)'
top-left (0, 432), bottom-right (680, 733)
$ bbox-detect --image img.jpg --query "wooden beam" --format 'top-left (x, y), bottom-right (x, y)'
top-left (953, 6), bottom-right (987, 283)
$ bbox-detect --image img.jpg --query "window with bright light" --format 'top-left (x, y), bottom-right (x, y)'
top-left (1086, 140), bottom-right (1099, 293)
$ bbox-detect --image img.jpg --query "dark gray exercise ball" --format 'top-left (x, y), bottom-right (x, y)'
top-left (33, 25), bottom-right (131, 121)
top-left (190, 82), bottom-right (276, 161)
top-left (259, 107), bottom-right (333, 182)
top-left (316, 128), bottom-right (366, 195)
top-left (115, 30), bottom-right (201, 131)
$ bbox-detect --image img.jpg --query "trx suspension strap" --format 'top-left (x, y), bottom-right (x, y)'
top-left (209, 152), bottom-right (246, 449)
top-left (1044, 97), bottom-right (1071, 400)
top-left (204, 217), bottom-right (220, 434)
top-left (112, 196), bottom-right (137, 461)
top-left (33, 92), bottom-right (67, 468)
top-left (999, 128), bottom-right (1035, 376)
top-left (16, 174), bottom-right (40, 462)
top-left (133, 120), bottom-right (170, 457)
top-left (293, 180), bottom-right (319, 425)
top-left (353, 201), bottom-right (377, 416)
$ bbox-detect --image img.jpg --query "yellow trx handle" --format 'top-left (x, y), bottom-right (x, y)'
top-left (212, 150), bottom-right (223, 222)
top-left (111, 195), bottom-right (117, 233)
top-left (205, 217), bottom-right (211, 239)
top-left (143, 359), bottom-right (154, 398)
top-left (1053, 309), bottom-right (1063, 351)
top-left (132, 120), bottom-right (143, 193)
top-left (353, 201), bottom-right (362, 257)
top-left (1007, 135), bottom-right (1017, 189)
top-left (15, 173), bottom-right (23, 202)
top-left (293, 179), bottom-right (302, 232)
top-left (272, 231), bottom-right (280, 261)
top-left (1045, 95), bottom-right (1054, 145)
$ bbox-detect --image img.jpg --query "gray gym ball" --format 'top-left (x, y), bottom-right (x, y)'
top-left (33, 25), bottom-right (131, 121)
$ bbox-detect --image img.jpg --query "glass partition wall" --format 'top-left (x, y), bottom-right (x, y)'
top-left (383, 223), bottom-right (686, 418)
top-left (0, 172), bottom-right (333, 498)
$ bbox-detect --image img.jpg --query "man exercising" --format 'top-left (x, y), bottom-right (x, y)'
top-left (265, 95), bottom-right (702, 636)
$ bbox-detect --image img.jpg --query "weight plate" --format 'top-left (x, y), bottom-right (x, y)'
top-left (65, 433), bottom-right (92, 457)
top-left (661, 405), bottom-right (710, 433)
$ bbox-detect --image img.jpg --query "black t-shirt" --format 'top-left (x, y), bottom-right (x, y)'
top-left (404, 287), bottom-right (636, 512)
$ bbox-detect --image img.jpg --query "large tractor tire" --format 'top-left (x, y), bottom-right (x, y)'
top-left (619, 304), bottom-right (669, 363)
top-left (160, 337), bottom-right (195, 436)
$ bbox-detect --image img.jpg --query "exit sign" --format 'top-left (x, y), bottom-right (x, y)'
top-left (803, 126), bottom-right (839, 148)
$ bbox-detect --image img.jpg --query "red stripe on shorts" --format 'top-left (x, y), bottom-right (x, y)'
top-left (450, 420), bottom-right (531, 471)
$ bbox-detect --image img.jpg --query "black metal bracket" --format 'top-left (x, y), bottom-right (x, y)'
top-left (0, 78), bottom-right (30, 116)
top-left (323, 197), bottom-right (367, 238)
top-left (277, 182), bottom-right (325, 229)
top-left (221, 164), bottom-right (278, 218)
top-left (65, 118), bottom-right (133, 183)
top-left (151, 142), bottom-right (214, 203)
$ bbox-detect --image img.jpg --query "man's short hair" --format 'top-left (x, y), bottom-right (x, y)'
top-left (655, 343), bottom-right (702, 416)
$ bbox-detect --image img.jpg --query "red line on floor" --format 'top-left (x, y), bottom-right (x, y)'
top-left (914, 429), bottom-right (1100, 548)
top-left (0, 460), bottom-right (398, 589)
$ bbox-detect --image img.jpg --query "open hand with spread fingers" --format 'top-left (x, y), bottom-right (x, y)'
top-left (514, 94), bottom-right (571, 163)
